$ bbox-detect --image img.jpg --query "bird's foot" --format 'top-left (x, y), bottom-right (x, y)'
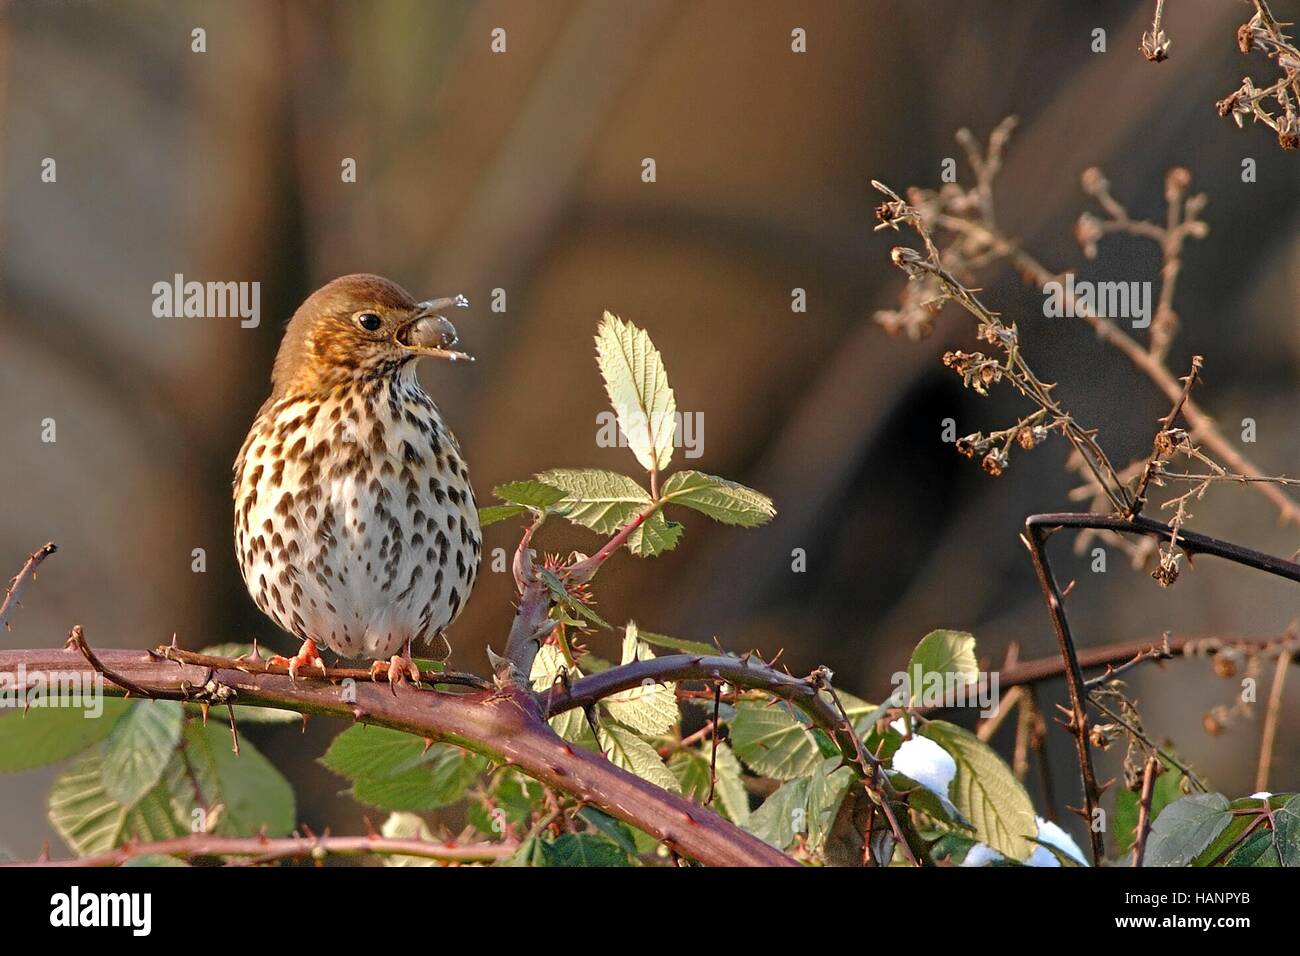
top-left (270, 638), bottom-right (328, 681)
top-left (370, 655), bottom-right (421, 693)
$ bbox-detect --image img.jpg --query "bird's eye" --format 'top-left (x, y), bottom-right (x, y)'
top-left (355, 312), bottom-right (383, 332)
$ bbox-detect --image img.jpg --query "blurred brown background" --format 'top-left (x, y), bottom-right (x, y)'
top-left (1, 0), bottom-right (1297, 857)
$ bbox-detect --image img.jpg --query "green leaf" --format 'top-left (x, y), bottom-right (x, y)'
top-left (1224, 827), bottom-right (1280, 867)
top-left (226, 705), bottom-right (303, 725)
top-left (577, 807), bottom-right (640, 855)
top-left (1113, 765), bottom-right (1187, 855)
top-left (746, 778), bottom-right (808, 851)
top-left (47, 750), bottom-right (189, 856)
top-left (537, 569), bottom-right (612, 630)
top-left (1145, 793), bottom-right (1233, 867)
top-left (903, 630), bottom-right (978, 707)
top-left (181, 721), bottom-right (296, 837)
top-left (478, 504), bottom-right (526, 527)
top-left (921, 720), bottom-right (1037, 860)
top-left (600, 624), bottom-right (678, 736)
top-left (499, 836), bottom-right (547, 867)
top-left (745, 760), bottom-right (850, 854)
top-left (198, 643), bottom-right (266, 659)
top-left (494, 480), bottom-right (566, 510)
top-left (48, 724), bottom-right (295, 858)
top-left (730, 700), bottom-right (820, 780)
top-left (669, 742), bottom-right (751, 826)
top-left (1274, 795), bottom-right (1300, 867)
top-left (929, 830), bottom-right (985, 865)
top-left (627, 512), bottom-right (683, 557)
top-left (599, 723), bottom-right (680, 793)
top-left (102, 700), bottom-right (184, 805)
top-left (805, 757), bottom-right (855, 851)
top-left (660, 470), bottom-right (776, 527)
top-left (540, 832), bottom-right (632, 867)
top-left (636, 630), bottom-right (720, 656)
top-left (594, 312), bottom-right (677, 473)
top-left (123, 855), bottom-right (189, 867)
top-left (534, 468), bottom-right (679, 557)
top-left (321, 724), bottom-right (484, 812)
top-left (536, 468), bottom-right (650, 534)
top-left (0, 699), bottom-right (129, 772)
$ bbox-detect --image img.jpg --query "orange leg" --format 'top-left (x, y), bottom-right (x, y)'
top-left (369, 654), bottom-right (421, 691)
top-left (270, 638), bottom-right (328, 681)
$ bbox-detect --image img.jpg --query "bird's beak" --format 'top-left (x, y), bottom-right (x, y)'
top-left (395, 294), bottom-right (474, 363)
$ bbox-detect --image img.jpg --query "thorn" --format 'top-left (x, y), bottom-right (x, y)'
top-left (170, 632), bottom-right (179, 648)
top-left (1098, 777), bottom-right (1116, 795)
top-left (300, 713), bottom-right (309, 734)
top-left (199, 702), bottom-right (210, 725)
top-left (422, 737), bottom-right (435, 755)
top-left (1062, 579), bottom-right (1076, 599)
top-left (1067, 804), bottom-right (1090, 820)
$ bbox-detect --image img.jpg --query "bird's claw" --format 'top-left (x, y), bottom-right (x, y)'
top-left (370, 655), bottom-right (421, 693)
top-left (270, 638), bottom-right (328, 681)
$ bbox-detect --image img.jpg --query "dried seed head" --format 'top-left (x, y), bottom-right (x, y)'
top-left (1075, 213), bottom-right (1103, 260)
top-left (1080, 167), bottom-right (1108, 195)
top-left (1237, 22), bottom-right (1255, 54)
top-left (1140, 29), bottom-right (1170, 62)
top-left (1164, 167), bottom-right (1192, 200)
top-left (1016, 426), bottom-right (1037, 450)
top-left (1202, 712), bottom-right (1222, 736)
top-left (1154, 430), bottom-right (1176, 458)
top-left (1152, 559), bottom-right (1180, 588)
top-left (981, 450), bottom-right (1007, 477)
top-left (1212, 654), bottom-right (1238, 679)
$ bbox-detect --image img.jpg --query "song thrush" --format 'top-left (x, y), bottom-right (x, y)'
top-left (233, 274), bottom-right (481, 683)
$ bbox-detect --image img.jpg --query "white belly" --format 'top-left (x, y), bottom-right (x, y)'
top-left (234, 376), bottom-right (481, 661)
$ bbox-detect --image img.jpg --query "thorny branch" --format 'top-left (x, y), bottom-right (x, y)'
top-left (0, 542), bottom-right (56, 632)
top-left (1023, 511), bottom-right (1300, 862)
top-left (2, 638), bottom-right (795, 867)
top-left (7, 833), bottom-right (517, 868)
top-left (1131, 754), bottom-right (1162, 867)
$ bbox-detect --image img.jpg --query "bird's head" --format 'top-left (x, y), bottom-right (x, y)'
top-left (269, 273), bottom-right (472, 398)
